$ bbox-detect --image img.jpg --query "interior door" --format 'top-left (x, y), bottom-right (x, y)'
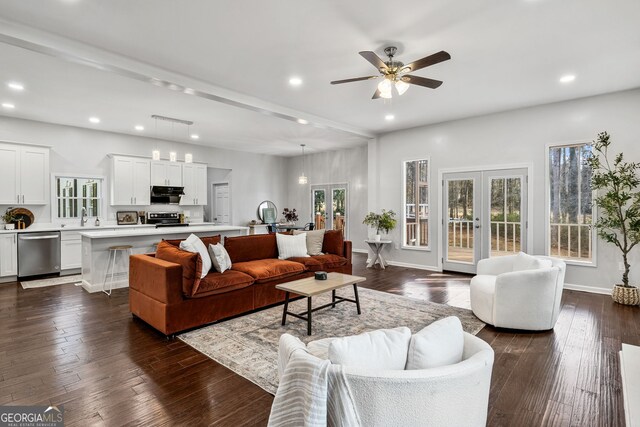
top-left (311, 184), bottom-right (348, 237)
top-left (442, 168), bottom-right (528, 273)
top-left (212, 183), bottom-right (230, 224)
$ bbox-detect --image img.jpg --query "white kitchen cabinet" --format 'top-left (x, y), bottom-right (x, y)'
top-left (111, 155), bottom-right (151, 206)
top-left (0, 143), bottom-right (49, 205)
top-left (0, 233), bottom-right (18, 277)
top-left (61, 231), bottom-right (82, 270)
top-left (180, 163), bottom-right (207, 205)
top-left (151, 161), bottom-right (182, 186)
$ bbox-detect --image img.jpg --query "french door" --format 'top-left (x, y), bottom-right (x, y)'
top-left (311, 184), bottom-right (348, 237)
top-left (442, 168), bottom-right (528, 273)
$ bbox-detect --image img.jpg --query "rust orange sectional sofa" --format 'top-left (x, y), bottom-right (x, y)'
top-left (129, 231), bottom-right (352, 335)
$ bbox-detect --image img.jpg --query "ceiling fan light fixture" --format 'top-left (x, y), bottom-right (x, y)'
top-left (395, 80), bottom-right (410, 95)
top-left (377, 79), bottom-right (393, 98)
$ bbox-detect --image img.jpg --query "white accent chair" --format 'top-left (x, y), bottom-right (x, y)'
top-left (470, 253), bottom-right (566, 331)
top-left (278, 332), bottom-right (495, 427)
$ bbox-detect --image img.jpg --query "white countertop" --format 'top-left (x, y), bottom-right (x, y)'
top-left (79, 225), bottom-right (248, 239)
top-left (0, 222), bottom-right (221, 234)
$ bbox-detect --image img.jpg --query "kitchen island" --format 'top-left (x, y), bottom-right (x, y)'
top-left (79, 225), bottom-right (248, 293)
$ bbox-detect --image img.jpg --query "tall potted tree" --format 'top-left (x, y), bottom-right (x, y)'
top-left (363, 209), bottom-right (397, 241)
top-left (586, 131), bottom-right (640, 305)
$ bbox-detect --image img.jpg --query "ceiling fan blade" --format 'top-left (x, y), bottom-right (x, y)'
top-left (372, 88), bottom-right (382, 99)
top-left (330, 76), bottom-right (379, 85)
top-left (359, 51), bottom-right (389, 72)
top-left (401, 50), bottom-right (451, 73)
top-left (402, 75), bottom-right (443, 89)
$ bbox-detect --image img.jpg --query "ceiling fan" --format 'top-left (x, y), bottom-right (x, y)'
top-left (330, 46), bottom-right (451, 99)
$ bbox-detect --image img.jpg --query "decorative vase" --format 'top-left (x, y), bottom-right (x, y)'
top-left (612, 284), bottom-right (640, 305)
top-left (374, 234), bottom-right (381, 242)
top-left (4, 223), bottom-right (14, 230)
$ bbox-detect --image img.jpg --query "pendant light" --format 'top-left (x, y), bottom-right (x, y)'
top-left (152, 116), bottom-right (160, 160)
top-left (298, 144), bottom-right (308, 185)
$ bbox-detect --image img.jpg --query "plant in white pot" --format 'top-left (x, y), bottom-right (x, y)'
top-left (363, 210), bottom-right (397, 241)
top-left (586, 131), bottom-right (640, 305)
top-left (2, 210), bottom-right (15, 230)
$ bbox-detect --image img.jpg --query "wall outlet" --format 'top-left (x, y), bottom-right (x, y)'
top-left (619, 262), bottom-right (625, 271)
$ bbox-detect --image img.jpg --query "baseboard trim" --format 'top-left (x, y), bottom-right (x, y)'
top-left (563, 283), bottom-right (612, 295)
top-left (81, 279), bottom-right (128, 293)
top-left (385, 260), bottom-right (442, 272)
top-left (352, 248), bottom-right (368, 254)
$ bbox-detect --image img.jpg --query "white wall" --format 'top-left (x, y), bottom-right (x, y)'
top-left (286, 145), bottom-right (368, 251)
top-left (372, 88), bottom-right (640, 291)
top-left (0, 115), bottom-right (288, 226)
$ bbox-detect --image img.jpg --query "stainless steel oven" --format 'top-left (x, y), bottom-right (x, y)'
top-left (18, 232), bottom-right (61, 278)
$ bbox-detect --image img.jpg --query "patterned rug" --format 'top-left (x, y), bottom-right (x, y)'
top-left (179, 287), bottom-right (485, 395)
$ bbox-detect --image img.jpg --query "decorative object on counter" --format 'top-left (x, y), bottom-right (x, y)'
top-left (8, 207), bottom-right (34, 229)
top-left (95, 217), bottom-right (101, 226)
top-left (257, 200), bottom-right (277, 223)
top-left (138, 212), bottom-right (146, 224)
top-left (2, 209), bottom-right (16, 230)
top-left (586, 131), bottom-right (640, 305)
top-left (116, 211), bottom-right (138, 225)
top-left (363, 209), bottom-right (397, 242)
top-left (282, 208), bottom-right (299, 223)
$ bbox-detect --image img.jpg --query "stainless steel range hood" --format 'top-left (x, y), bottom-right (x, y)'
top-left (150, 186), bottom-right (185, 204)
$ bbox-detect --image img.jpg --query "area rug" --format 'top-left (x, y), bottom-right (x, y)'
top-left (179, 287), bottom-right (485, 395)
top-left (20, 274), bottom-right (82, 289)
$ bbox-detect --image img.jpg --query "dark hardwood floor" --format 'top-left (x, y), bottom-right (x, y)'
top-left (0, 253), bottom-right (637, 426)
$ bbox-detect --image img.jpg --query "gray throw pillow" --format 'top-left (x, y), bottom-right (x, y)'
top-left (293, 229), bottom-right (325, 255)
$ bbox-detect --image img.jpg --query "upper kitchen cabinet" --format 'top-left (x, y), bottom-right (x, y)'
top-left (180, 163), bottom-right (207, 205)
top-left (151, 161), bottom-right (182, 186)
top-left (110, 155), bottom-right (151, 206)
top-left (0, 143), bottom-right (49, 205)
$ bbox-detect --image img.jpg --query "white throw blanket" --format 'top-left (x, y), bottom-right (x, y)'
top-left (268, 334), bottom-right (361, 427)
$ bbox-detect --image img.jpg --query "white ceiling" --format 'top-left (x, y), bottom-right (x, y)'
top-left (0, 0), bottom-right (639, 155)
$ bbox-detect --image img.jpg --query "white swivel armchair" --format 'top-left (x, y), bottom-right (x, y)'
top-left (470, 253), bottom-right (566, 331)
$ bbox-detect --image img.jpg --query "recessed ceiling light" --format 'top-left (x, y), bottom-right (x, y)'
top-left (2, 103), bottom-right (15, 109)
top-left (190, 134), bottom-right (199, 140)
top-left (134, 125), bottom-right (144, 131)
top-left (297, 118), bottom-right (309, 125)
top-left (7, 82), bottom-right (24, 91)
top-left (89, 117), bottom-right (100, 124)
top-left (385, 114), bottom-right (395, 121)
top-left (289, 77), bottom-right (303, 87)
top-left (559, 74), bottom-right (576, 83)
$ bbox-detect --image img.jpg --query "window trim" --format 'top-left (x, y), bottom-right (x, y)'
top-left (402, 157), bottom-right (431, 251)
top-left (51, 173), bottom-right (105, 223)
top-left (544, 141), bottom-right (597, 267)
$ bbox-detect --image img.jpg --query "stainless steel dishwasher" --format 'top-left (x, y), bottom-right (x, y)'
top-left (18, 231), bottom-right (61, 278)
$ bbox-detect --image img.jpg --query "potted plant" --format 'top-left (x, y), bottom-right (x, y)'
top-left (282, 208), bottom-right (299, 224)
top-left (363, 209), bottom-right (397, 241)
top-left (2, 210), bottom-right (15, 230)
top-left (586, 131), bottom-right (640, 305)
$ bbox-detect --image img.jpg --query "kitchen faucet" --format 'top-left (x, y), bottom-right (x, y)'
top-left (81, 207), bottom-right (88, 226)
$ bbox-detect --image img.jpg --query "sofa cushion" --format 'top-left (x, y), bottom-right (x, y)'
top-left (179, 234), bottom-right (211, 278)
top-left (208, 243), bottom-right (232, 273)
top-left (293, 229), bottom-right (325, 255)
top-left (276, 232), bottom-right (310, 259)
top-left (165, 235), bottom-right (221, 249)
top-left (322, 229), bottom-right (344, 256)
top-left (224, 234), bottom-right (278, 263)
top-left (328, 327), bottom-right (411, 370)
top-left (312, 254), bottom-right (347, 270)
top-left (190, 270), bottom-right (255, 298)
top-left (232, 259), bottom-right (305, 283)
top-left (287, 256), bottom-right (323, 272)
top-left (155, 240), bottom-right (202, 296)
top-left (406, 316), bottom-right (464, 370)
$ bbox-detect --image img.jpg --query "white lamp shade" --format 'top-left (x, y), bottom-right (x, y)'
top-left (395, 80), bottom-right (410, 95)
top-left (152, 150), bottom-right (160, 161)
top-left (377, 79), bottom-right (392, 98)
top-left (169, 152), bottom-right (177, 162)
top-left (185, 153), bottom-right (193, 163)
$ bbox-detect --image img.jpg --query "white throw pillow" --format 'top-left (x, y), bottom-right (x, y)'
top-left (406, 316), bottom-right (464, 370)
top-left (328, 327), bottom-right (411, 370)
top-left (208, 243), bottom-right (232, 273)
top-left (512, 252), bottom-right (544, 272)
top-left (293, 229), bottom-right (325, 255)
top-left (179, 234), bottom-right (211, 278)
top-left (276, 232), bottom-right (310, 259)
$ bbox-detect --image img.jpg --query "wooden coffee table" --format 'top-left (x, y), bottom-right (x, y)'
top-left (276, 272), bottom-right (366, 335)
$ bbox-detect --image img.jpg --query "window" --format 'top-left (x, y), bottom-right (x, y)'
top-left (403, 159), bottom-right (430, 249)
top-left (548, 143), bottom-right (594, 263)
top-left (55, 176), bottom-right (103, 219)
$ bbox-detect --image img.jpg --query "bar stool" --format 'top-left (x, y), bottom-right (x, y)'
top-left (103, 245), bottom-right (133, 296)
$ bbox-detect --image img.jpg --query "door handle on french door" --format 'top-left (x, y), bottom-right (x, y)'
top-left (475, 225), bottom-right (481, 229)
